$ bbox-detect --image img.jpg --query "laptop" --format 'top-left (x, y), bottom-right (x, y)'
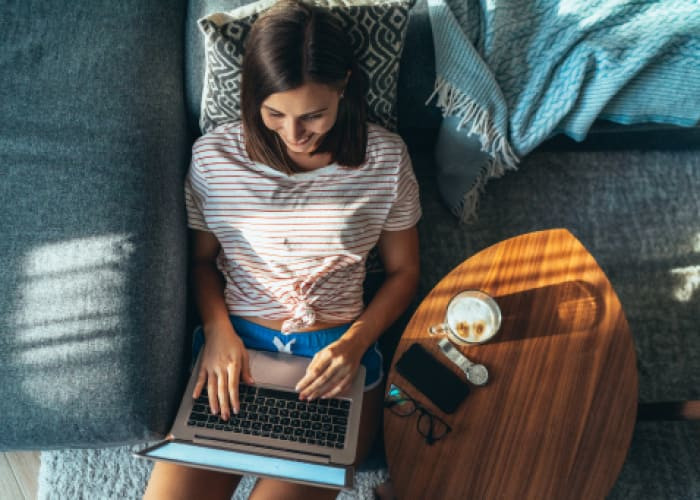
top-left (135, 348), bottom-right (366, 490)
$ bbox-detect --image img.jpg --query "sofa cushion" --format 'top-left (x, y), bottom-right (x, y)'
top-left (196, 0), bottom-right (415, 134)
top-left (395, 0), bottom-right (443, 134)
top-left (0, 0), bottom-right (191, 449)
top-left (185, 0), bottom-right (442, 137)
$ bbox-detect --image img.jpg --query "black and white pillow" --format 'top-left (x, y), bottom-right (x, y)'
top-left (198, 0), bottom-right (416, 134)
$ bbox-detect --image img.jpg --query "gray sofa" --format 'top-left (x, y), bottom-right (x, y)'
top-left (1, 0), bottom-right (448, 451)
top-left (3, 0), bottom-right (699, 498)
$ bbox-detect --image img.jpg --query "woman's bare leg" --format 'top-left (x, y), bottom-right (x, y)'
top-left (143, 461), bottom-right (242, 500)
top-left (249, 384), bottom-right (384, 500)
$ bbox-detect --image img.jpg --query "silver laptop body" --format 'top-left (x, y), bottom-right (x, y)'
top-left (135, 348), bottom-right (366, 489)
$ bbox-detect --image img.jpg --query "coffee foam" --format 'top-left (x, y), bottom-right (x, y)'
top-left (447, 296), bottom-right (497, 342)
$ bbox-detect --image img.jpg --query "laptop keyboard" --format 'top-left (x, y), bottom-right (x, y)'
top-left (187, 384), bottom-right (351, 449)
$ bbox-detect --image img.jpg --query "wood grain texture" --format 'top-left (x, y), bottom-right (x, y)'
top-left (384, 229), bottom-right (638, 500)
top-left (0, 454), bottom-right (24, 500)
top-left (1, 452), bottom-right (40, 500)
top-left (10, 452), bottom-right (40, 500)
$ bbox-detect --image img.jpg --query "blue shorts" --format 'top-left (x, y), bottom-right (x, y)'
top-left (192, 316), bottom-right (383, 391)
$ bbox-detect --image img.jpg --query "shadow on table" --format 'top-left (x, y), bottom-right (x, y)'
top-left (491, 279), bottom-right (607, 343)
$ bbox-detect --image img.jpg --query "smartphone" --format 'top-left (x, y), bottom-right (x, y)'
top-left (395, 343), bottom-right (470, 414)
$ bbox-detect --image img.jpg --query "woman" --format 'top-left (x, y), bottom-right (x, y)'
top-left (144, 1), bottom-right (420, 498)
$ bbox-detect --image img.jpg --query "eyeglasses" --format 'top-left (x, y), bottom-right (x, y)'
top-left (384, 384), bottom-right (452, 445)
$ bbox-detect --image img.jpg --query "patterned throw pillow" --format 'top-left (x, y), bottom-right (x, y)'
top-left (198, 0), bottom-right (416, 134)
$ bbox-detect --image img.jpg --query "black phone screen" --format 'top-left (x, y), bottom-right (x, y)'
top-left (394, 343), bottom-right (470, 414)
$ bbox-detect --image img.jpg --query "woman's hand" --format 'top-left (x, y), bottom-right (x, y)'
top-left (295, 336), bottom-right (366, 400)
top-left (192, 324), bottom-right (255, 421)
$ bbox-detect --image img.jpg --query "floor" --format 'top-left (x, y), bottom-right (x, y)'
top-left (1, 452), bottom-right (40, 500)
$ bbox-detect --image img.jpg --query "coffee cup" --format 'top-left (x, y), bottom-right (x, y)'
top-left (429, 290), bottom-right (502, 345)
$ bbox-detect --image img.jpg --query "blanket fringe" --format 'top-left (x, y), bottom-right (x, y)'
top-left (457, 157), bottom-right (507, 223)
top-left (426, 75), bottom-right (520, 223)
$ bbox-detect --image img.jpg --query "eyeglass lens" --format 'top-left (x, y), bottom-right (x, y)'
top-left (386, 384), bottom-right (451, 444)
top-left (417, 410), bottom-right (450, 443)
top-left (387, 398), bottom-right (416, 416)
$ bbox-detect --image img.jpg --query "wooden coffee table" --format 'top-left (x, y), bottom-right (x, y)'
top-left (383, 229), bottom-right (638, 499)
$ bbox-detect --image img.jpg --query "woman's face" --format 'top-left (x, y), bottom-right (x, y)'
top-left (260, 81), bottom-right (343, 155)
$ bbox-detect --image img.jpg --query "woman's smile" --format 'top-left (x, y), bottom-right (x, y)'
top-left (285, 133), bottom-right (313, 147)
top-left (261, 81), bottom-right (343, 156)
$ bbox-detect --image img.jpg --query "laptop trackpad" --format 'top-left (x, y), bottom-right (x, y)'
top-left (248, 350), bottom-right (310, 390)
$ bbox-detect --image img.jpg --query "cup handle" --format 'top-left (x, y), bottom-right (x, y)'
top-left (429, 323), bottom-right (449, 336)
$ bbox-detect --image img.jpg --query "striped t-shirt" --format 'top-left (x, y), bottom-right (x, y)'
top-left (185, 121), bottom-right (421, 334)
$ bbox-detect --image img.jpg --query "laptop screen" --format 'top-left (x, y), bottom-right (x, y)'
top-left (143, 441), bottom-right (349, 488)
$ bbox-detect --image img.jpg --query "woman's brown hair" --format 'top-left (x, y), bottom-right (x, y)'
top-left (240, 0), bottom-right (368, 173)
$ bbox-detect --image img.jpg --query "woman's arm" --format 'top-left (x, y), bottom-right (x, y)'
top-left (190, 229), bottom-right (254, 420)
top-left (191, 230), bottom-right (231, 331)
top-left (296, 226), bottom-right (420, 399)
top-left (344, 226), bottom-right (420, 352)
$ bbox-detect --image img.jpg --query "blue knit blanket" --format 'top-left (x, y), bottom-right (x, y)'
top-left (428, 0), bottom-right (700, 167)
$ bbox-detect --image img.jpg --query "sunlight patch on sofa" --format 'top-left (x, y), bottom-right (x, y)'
top-left (21, 234), bottom-right (135, 277)
top-left (16, 315), bottom-right (122, 345)
top-left (13, 234), bottom-right (134, 408)
top-left (692, 232), bottom-right (700, 253)
top-left (13, 269), bottom-right (126, 328)
top-left (670, 265), bottom-right (700, 303)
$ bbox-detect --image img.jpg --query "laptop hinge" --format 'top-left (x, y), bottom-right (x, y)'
top-left (193, 435), bottom-right (332, 464)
